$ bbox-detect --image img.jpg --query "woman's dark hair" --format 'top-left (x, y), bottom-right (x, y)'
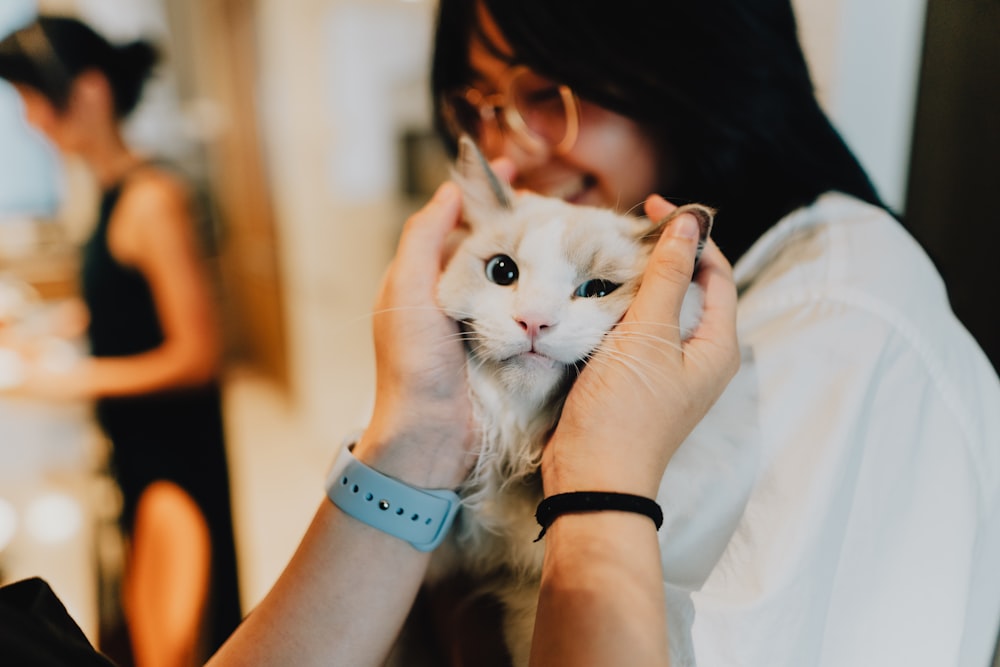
top-left (0, 16), bottom-right (158, 119)
top-left (431, 0), bottom-right (889, 261)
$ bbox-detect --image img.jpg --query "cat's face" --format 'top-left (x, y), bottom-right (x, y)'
top-left (438, 138), bottom-right (661, 405)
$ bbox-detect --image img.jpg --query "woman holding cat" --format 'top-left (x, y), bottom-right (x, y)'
top-left (206, 172), bottom-right (738, 667)
top-left (421, 0), bottom-right (1000, 665)
top-left (0, 16), bottom-right (241, 666)
top-left (216, 0), bottom-right (1000, 665)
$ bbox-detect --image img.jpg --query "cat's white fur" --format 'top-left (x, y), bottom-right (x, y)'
top-left (425, 138), bottom-right (712, 666)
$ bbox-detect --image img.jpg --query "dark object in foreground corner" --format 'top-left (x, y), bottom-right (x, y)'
top-left (0, 577), bottom-right (118, 667)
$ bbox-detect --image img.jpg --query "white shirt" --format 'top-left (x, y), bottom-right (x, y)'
top-left (663, 193), bottom-right (1000, 666)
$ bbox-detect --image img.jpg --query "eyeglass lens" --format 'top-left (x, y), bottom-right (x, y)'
top-left (445, 68), bottom-right (574, 154)
top-left (506, 70), bottom-right (569, 150)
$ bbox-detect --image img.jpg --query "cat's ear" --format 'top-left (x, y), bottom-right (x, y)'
top-left (638, 203), bottom-right (715, 264)
top-left (452, 135), bottom-right (514, 217)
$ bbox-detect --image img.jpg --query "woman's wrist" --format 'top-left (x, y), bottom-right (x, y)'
top-left (541, 432), bottom-right (667, 500)
top-left (541, 511), bottom-right (662, 562)
top-left (353, 418), bottom-right (473, 490)
top-left (533, 511), bottom-right (669, 665)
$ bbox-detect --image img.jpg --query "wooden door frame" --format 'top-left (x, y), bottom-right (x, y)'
top-left (164, 0), bottom-right (289, 386)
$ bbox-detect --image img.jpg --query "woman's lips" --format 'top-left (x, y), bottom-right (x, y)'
top-left (559, 175), bottom-right (599, 204)
top-left (521, 174), bottom-right (595, 204)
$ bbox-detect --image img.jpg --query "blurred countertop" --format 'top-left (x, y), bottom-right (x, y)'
top-left (0, 217), bottom-right (81, 301)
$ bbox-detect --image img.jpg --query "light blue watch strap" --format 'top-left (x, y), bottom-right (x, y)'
top-left (325, 442), bottom-right (461, 552)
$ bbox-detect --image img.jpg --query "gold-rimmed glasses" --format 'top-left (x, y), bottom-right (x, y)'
top-left (441, 65), bottom-right (580, 156)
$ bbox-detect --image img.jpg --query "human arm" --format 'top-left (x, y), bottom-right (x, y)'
top-left (531, 196), bottom-right (740, 666)
top-left (207, 181), bottom-right (477, 667)
top-left (9, 171), bottom-right (220, 400)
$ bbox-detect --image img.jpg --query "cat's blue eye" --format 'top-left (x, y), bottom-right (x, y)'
top-left (574, 279), bottom-right (620, 298)
top-left (485, 254), bottom-right (518, 286)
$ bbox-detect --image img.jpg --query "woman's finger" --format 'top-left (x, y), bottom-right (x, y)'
top-left (627, 205), bottom-right (703, 345)
top-left (392, 181), bottom-right (462, 294)
top-left (643, 193), bottom-right (677, 222)
top-left (684, 238), bottom-right (740, 378)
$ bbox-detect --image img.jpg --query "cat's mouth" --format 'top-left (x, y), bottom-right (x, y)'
top-left (504, 350), bottom-right (559, 369)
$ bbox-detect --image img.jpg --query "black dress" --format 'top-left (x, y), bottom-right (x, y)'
top-left (80, 180), bottom-right (242, 654)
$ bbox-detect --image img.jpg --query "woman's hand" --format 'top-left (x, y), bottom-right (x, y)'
top-left (0, 338), bottom-right (86, 401)
top-left (357, 181), bottom-right (478, 489)
top-left (209, 182), bottom-right (491, 667)
top-left (542, 195), bottom-right (740, 498)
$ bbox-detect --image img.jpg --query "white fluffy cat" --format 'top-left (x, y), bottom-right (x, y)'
top-left (417, 137), bottom-right (714, 667)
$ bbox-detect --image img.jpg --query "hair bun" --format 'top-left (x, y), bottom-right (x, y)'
top-left (110, 39), bottom-right (160, 117)
top-left (117, 40), bottom-right (159, 73)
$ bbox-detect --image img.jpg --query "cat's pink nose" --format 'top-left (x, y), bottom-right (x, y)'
top-left (515, 316), bottom-right (552, 340)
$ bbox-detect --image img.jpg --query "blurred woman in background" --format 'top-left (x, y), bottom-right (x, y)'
top-left (0, 16), bottom-right (240, 667)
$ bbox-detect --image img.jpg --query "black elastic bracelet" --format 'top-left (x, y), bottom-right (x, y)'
top-left (533, 491), bottom-right (664, 542)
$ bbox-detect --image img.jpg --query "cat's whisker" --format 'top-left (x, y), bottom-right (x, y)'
top-left (605, 323), bottom-right (689, 342)
top-left (604, 324), bottom-right (683, 339)
top-left (368, 305), bottom-right (450, 318)
top-left (601, 330), bottom-right (708, 370)
top-left (595, 355), bottom-right (685, 400)
top-left (328, 306), bottom-right (467, 337)
top-left (596, 353), bottom-right (670, 386)
top-left (465, 350), bottom-right (491, 377)
top-left (584, 349), bottom-right (664, 396)
top-left (623, 199), bottom-right (645, 218)
top-left (603, 336), bottom-right (683, 357)
top-left (614, 319), bottom-right (686, 334)
top-left (602, 330), bottom-right (685, 355)
top-left (367, 305), bottom-right (486, 331)
top-left (445, 330), bottom-right (481, 341)
top-left (592, 340), bottom-right (672, 372)
top-left (449, 357), bottom-right (474, 385)
top-left (436, 306), bottom-right (479, 320)
top-left (672, 341), bottom-right (712, 370)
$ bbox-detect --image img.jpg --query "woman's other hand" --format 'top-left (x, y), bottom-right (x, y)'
top-left (543, 194), bottom-right (740, 498)
top-left (357, 182), bottom-right (477, 488)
